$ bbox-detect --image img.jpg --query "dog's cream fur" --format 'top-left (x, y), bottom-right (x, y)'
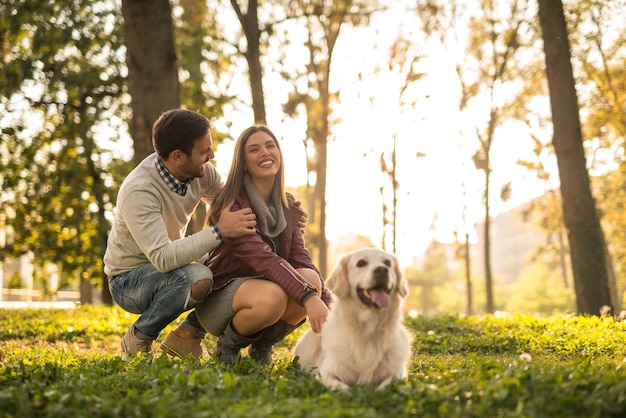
top-left (294, 248), bottom-right (411, 390)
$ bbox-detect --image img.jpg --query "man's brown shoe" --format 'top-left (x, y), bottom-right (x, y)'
top-left (121, 326), bottom-right (153, 356)
top-left (159, 330), bottom-right (205, 359)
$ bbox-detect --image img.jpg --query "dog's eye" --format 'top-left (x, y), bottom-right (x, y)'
top-left (383, 259), bottom-right (392, 267)
top-left (356, 259), bottom-right (368, 267)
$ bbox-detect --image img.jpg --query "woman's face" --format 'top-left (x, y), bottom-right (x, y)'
top-left (244, 131), bottom-right (281, 181)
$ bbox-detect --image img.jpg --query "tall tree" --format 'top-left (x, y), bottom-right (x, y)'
top-left (468, 0), bottom-right (531, 314)
top-left (345, 24), bottom-right (426, 255)
top-left (378, 33), bottom-right (425, 254)
top-left (537, 0), bottom-right (612, 315)
top-left (176, 0), bottom-right (235, 234)
top-left (229, 0), bottom-right (267, 124)
top-left (566, 0), bottom-right (626, 310)
top-left (418, 0), bottom-right (532, 313)
top-left (121, 0), bottom-right (181, 165)
top-left (217, 0), bottom-right (379, 275)
top-left (0, 0), bottom-right (128, 304)
top-left (281, 0), bottom-right (375, 276)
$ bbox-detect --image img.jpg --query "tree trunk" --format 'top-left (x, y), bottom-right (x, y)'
top-left (465, 233), bottom-right (473, 315)
top-left (537, 0), bottom-right (613, 315)
top-left (79, 278), bottom-right (93, 305)
top-left (111, 0), bottom-right (181, 304)
top-left (231, 0), bottom-right (267, 124)
top-left (314, 121), bottom-right (329, 276)
top-left (121, 0), bottom-right (181, 165)
top-left (484, 160), bottom-right (494, 313)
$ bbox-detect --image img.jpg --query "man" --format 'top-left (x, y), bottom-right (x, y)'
top-left (104, 108), bottom-right (257, 357)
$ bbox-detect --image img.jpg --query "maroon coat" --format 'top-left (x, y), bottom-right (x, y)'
top-left (205, 192), bottom-right (331, 306)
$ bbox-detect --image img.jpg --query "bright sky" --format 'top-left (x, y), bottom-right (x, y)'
top-left (214, 5), bottom-right (557, 268)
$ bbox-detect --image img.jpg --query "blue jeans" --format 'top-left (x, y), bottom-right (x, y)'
top-left (108, 263), bottom-right (211, 340)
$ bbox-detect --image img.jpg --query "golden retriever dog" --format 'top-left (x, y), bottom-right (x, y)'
top-left (294, 248), bottom-right (411, 390)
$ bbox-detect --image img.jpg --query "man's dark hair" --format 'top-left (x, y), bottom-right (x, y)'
top-left (152, 109), bottom-right (211, 159)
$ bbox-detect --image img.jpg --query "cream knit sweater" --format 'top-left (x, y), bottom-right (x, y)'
top-left (103, 153), bottom-right (223, 276)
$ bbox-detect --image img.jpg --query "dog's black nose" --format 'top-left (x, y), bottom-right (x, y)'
top-left (373, 266), bottom-right (389, 285)
top-left (374, 266), bottom-right (388, 275)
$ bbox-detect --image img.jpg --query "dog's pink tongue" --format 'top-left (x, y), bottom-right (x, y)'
top-left (370, 290), bottom-right (390, 308)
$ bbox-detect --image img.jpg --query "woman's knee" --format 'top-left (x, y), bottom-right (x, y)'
top-left (234, 280), bottom-right (288, 319)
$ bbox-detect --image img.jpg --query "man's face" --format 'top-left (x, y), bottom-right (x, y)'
top-left (179, 132), bottom-right (214, 180)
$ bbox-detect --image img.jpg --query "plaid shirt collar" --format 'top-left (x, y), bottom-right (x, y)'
top-left (155, 155), bottom-right (189, 196)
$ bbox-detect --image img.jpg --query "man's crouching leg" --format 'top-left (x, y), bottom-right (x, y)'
top-left (190, 278), bottom-right (213, 302)
top-left (160, 264), bottom-right (213, 359)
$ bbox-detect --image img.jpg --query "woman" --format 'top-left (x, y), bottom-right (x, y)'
top-left (174, 125), bottom-right (331, 365)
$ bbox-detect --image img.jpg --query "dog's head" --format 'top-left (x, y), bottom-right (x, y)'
top-left (326, 248), bottom-right (408, 309)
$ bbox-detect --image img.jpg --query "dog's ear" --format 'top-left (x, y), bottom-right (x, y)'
top-left (326, 254), bottom-right (351, 298)
top-left (392, 254), bottom-right (409, 298)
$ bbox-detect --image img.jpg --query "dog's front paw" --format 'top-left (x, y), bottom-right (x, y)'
top-left (320, 374), bottom-right (351, 390)
top-left (375, 376), bottom-right (393, 391)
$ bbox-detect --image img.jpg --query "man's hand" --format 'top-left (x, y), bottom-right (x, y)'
top-left (297, 206), bottom-right (308, 229)
top-left (215, 201), bottom-right (256, 239)
top-left (293, 200), bottom-right (307, 229)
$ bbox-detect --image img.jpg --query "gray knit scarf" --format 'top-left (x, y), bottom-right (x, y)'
top-left (244, 172), bottom-right (286, 237)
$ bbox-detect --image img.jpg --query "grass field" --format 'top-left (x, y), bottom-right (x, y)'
top-left (0, 305), bottom-right (625, 417)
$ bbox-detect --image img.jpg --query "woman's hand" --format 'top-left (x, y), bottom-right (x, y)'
top-left (304, 295), bottom-right (329, 334)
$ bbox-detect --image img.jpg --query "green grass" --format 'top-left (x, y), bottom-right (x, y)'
top-left (1, 306), bottom-right (625, 417)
